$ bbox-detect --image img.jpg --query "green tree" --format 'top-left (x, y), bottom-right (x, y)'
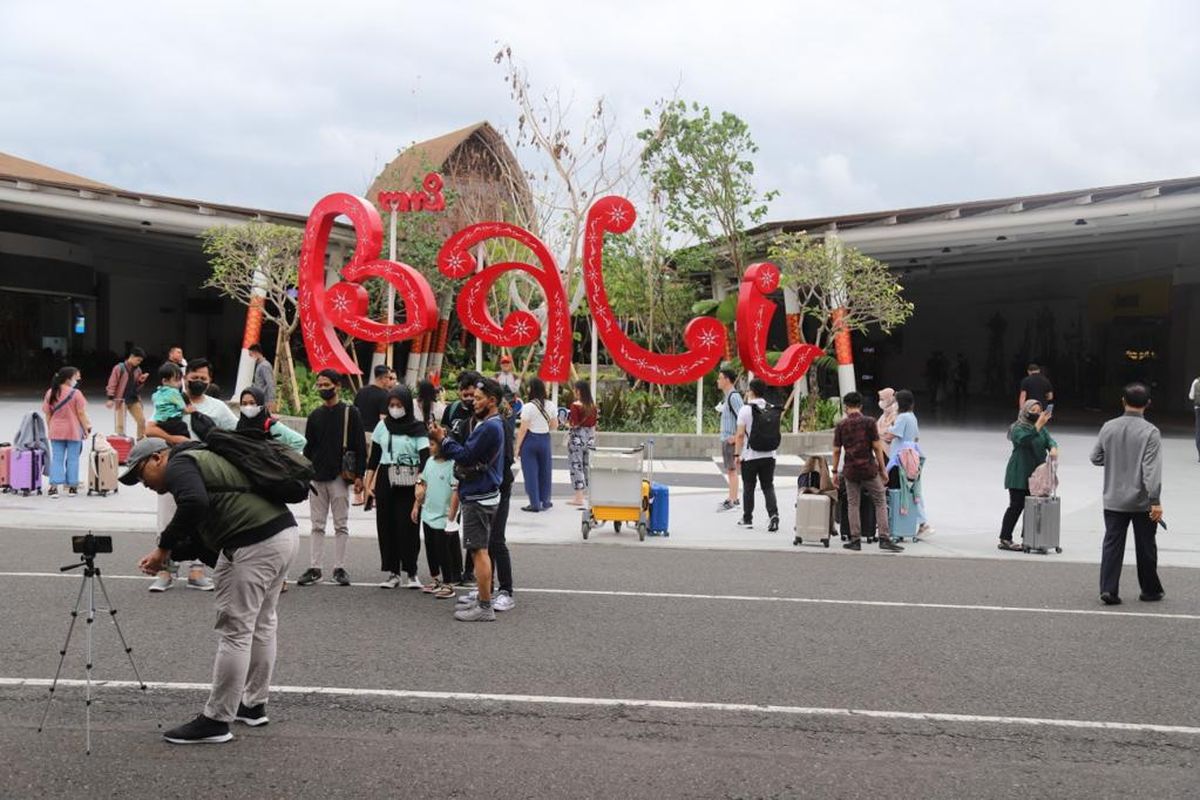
top-left (638, 100), bottom-right (777, 277)
top-left (202, 222), bottom-right (304, 412)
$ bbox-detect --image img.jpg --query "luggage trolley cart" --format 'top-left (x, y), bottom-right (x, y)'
top-left (581, 440), bottom-right (654, 542)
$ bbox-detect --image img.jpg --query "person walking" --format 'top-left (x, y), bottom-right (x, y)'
top-left (364, 386), bottom-right (429, 590)
top-left (1018, 363), bottom-right (1054, 409)
top-left (126, 438), bottom-right (299, 744)
top-left (106, 346), bottom-right (147, 439)
top-left (247, 343), bottom-right (277, 414)
top-left (716, 368), bottom-right (743, 513)
top-left (42, 366), bottom-right (91, 498)
top-left (1090, 383), bottom-right (1165, 605)
top-left (734, 378), bottom-right (782, 532)
top-left (832, 392), bottom-right (904, 552)
top-left (237, 387), bottom-right (306, 452)
top-left (297, 369), bottom-right (366, 587)
top-left (998, 399), bottom-right (1058, 551)
top-left (1189, 373), bottom-right (1200, 463)
top-left (428, 378), bottom-right (506, 622)
top-left (566, 380), bottom-right (598, 507)
top-left (144, 357), bottom-right (236, 592)
top-left (515, 376), bottom-right (557, 512)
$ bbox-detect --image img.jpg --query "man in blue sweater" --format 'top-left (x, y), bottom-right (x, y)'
top-left (1090, 383), bottom-right (1165, 605)
top-left (428, 377), bottom-right (505, 622)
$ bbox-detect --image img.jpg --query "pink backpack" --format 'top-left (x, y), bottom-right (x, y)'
top-left (1028, 458), bottom-right (1058, 498)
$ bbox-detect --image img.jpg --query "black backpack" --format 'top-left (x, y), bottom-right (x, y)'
top-left (197, 425), bottom-right (315, 504)
top-left (748, 404), bottom-right (783, 452)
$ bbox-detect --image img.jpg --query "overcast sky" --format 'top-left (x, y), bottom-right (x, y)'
top-left (4, 0), bottom-right (1199, 222)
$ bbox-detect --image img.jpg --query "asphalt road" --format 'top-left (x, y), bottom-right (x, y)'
top-left (3, 527), bottom-right (1199, 799)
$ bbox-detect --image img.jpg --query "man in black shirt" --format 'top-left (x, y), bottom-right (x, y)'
top-left (352, 365), bottom-right (394, 505)
top-left (1018, 363), bottom-right (1055, 409)
top-left (297, 369), bottom-right (366, 587)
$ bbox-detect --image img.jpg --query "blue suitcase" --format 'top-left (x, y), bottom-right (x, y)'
top-left (887, 488), bottom-right (921, 542)
top-left (648, 482), bottom-right (669, 537)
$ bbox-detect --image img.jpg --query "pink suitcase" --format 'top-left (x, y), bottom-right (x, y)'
top-left (0, 444), bottom-right (11, 491)
top-left (11, 449), bottom-right (44, 496)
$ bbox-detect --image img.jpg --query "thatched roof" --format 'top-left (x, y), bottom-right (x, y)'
top-left (0, 151), bottom-right (115, 190)
top-left (368, 122), bottom-right (533, 229)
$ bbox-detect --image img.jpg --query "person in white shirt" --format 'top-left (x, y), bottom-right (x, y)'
top-left (1190, 375), bottom-right (1200, 463)
top-left (734, 378), bottom-right (781, 532)
top-left (144, 358), bottom-right (239, 592)
top-left (514, 377), bottom-right (557, 512)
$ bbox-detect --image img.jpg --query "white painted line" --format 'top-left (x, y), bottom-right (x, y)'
top-left (2, 571), bottom-right (1196, 621)
top-left (5, 677), bottom-right (1199, 736)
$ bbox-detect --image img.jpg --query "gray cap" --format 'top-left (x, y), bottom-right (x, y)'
top-left (118, 438), bottom-right (171, 485)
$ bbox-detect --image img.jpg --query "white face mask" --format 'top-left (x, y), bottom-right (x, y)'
top-left (388, 406), bottom-right (406, 419)
top-left (68, 378), bottom-right (79, 388)
top-left (241, 405), bottom-right (262, 419)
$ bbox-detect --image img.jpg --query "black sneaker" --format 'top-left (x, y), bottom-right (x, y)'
top-left (235, 703), bottom-right (269, 727)
top-left (1100, 592), bottom-right (1122, 606)
top-left (296, 568), bottom-right (322, 586)
top-left (1139, 592), bottom-right (1165, 602)
top-left (736, 518), bottom-right (753, 528)
top-left (842, 540), bottom-right (862, 551)
top-left (162, 714), bottom-right (232, 744)
top-left (879, 539), bottom-right (905, 553)
top-left (767, 516), bottom-right (780, 533)
top-left (332, 567), bottom-right (351, 586)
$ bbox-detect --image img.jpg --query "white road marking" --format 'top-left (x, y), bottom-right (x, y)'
top-left (2, 571), bottom-right (1196, 621)
top-left (4, 677), bottom-right (1199, 736)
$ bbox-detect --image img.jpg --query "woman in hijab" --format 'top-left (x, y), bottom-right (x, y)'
top-left (877, 388), bottom-right (899, 453)
top-left (364, 386), bottom-right (430, 589)
top-left (237, 387), bottom-right (306, 452)
top-left (998, 399), bottom-right (1057, 551)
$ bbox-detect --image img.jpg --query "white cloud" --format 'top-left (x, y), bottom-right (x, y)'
top-left (2, 0), bottom-right (1199, 222)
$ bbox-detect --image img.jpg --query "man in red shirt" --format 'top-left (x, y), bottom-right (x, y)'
top-left (832, 392), bottom-right (904, 552)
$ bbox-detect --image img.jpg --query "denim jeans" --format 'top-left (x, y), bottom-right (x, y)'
top-left (520, 432), bottom-right (553, 509)
top-left (50, 439), bottom-right (82, 487)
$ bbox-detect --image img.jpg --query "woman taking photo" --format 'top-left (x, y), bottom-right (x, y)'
top-left (998, 399), bottom-right (1058, 551)
top-left (42, 366), bottom-right (91, 498)
top-left (566, 380), bottom-right (598, 507)
top-left (515, 377), bottom-right (557, 512)
top-left (364, 386), bottom-right (430, 588)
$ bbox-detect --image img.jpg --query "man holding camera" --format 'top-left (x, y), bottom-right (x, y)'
top-left (125, 437), bottom-right (299, 744)
top-left (428, 377), bottom-right (505, 622)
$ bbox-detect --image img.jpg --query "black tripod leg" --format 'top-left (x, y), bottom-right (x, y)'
top-left (93, 571), bottom-right (148, 689)
top-left (38, 573), bottom-right (88, 734)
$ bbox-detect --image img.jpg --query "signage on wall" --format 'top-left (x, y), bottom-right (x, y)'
top-left (298, 178), bottom-right (821, 387)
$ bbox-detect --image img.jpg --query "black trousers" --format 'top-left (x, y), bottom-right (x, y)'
top-left (490, 483), bottom-right (514, 594)
top-left (740, 457), bottom-right (778, 521)
top-left (376, 484), bottom-right (419, 576)
top-left (999, 488), bottom-right (1029, 542)
top-left (1100, 510), bottom-right (1164, 598)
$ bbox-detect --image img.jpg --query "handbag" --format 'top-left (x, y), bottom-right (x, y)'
top-left (385, 432), bottom-right (420, 487)
top-left (339, 405), bottom-right (357, 481)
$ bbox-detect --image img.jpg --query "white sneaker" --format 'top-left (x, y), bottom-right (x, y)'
top-left (456, 589), bottom-right (479, 607)
top-left (379, 573), bottom-right (401, 589)
top-left (403, 574), bottom-right (423, 589)
top-left (918, 524), bottom-right (936, 538)
top-left (493, 590), bottom-right (515, 612)
top-left (148, 572), bottom-right (173, 592)
top-left (187, 573), bottom-right (215, 591)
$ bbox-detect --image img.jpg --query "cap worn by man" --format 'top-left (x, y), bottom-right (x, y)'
top-left (119, 438), bottom-right (171, 485)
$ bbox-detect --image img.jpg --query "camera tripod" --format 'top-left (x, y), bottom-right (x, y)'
top-left (38, 551), bottom-right (149, 754)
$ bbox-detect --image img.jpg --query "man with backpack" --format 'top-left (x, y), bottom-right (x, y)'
top-left (734, 378), bottom-right (782, 532)
top-left (716, 368), bottom-right (743, 513)
top-left (105, 346), bottom-right (148, 439)
top-left (125, 437), bottom-right (300, 744)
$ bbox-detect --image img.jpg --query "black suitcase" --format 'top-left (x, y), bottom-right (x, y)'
top-left (837, 480), bottom-right (878, 543)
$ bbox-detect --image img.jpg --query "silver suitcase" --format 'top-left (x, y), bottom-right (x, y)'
top-left (794, 492), bottom-right (832, 548)
top-left (1022, 496), bottom-right (1062, 554)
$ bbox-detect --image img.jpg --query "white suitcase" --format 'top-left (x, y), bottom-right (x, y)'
top-left (794, 492), bottom-right (832, 548)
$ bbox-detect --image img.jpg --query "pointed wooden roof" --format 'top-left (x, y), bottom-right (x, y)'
top-left (0, 151), bottom-right (115, 191)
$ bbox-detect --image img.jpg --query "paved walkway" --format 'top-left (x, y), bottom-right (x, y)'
top-left (2, 398), bottom-right (1197, 569)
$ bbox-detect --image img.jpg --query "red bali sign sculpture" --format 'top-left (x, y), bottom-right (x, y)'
top-left (297, 190), bottom-right (818, 387)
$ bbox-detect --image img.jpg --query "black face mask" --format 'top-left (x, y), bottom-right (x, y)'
top-left (318, 387), bottom-right (338, 401)
top-left (187, 380), bottom-right (208, 397)
top-left (1025, 411), bottom-right (1040, 423)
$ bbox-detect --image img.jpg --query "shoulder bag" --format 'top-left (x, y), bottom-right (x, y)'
top-left (340, 405), bottom-right (358, 481)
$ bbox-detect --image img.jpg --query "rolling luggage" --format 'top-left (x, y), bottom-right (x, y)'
top-left (837, 480), bottom-right (877, 543)
top-left (647, 482), bottom-right (669, 537)
top-left (107, 435), bottom-right (134, 465)
top-left (0, 444), bottom-right (10, 492)
top-left (794, 492), bottom-right (832, 547)
top-left (88, 435), bottom-right (119, 496)
top-left (887, 489), bottom-right (921, 542)
top-left (1022, 458), bottom-right (1061, 554)
top-left (11, 449), bottom-right (44, 496)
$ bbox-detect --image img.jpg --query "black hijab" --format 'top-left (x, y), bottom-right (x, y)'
top-left (384, 385), bottom-right (427, 437)
top-left (236, 386), bottom-right (274, 432)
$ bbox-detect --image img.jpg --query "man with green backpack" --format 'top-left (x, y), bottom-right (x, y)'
top-left (124, 436), bottom-right (302, 745)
